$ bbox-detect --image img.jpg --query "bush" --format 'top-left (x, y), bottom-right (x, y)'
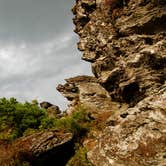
top-left (0, 98), bottom-right (47, 140)
top-left (0, 99), bottom-right (93, 141)
top-left (52, 106), bottom-right (92, 139)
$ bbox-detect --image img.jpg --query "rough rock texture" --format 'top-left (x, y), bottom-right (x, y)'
top-left (40, 101), bottom-right (53, 109)
top-left (47, 105), bottom-right (61, 118)
top-left (57, 76), bottom-right (122, 115)
top-left (57, 0), bottom-right (166, 165)
top-left (40, 101), bottom-right (61, 118)
top-left (0, 0), bottom-right (165, 165)
top-left (72, 0), bottom-right (166, 106)
top-left (84, 86), bottom-right (166, 166)
top-left (0, 131), bottom-right (74, 165)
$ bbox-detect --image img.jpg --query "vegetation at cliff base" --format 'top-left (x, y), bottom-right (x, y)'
top-left (0, 98), bottom-right (94, 165)
top-left (60, 109), bottom-right (90, 130)
top-left (0, 98), bottom-right (92, 142)
top-left (0, 97), bottom-right (47, 141)
top-left (40, 105), bottom-right (92, 139)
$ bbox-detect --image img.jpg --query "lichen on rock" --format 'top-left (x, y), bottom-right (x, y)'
top-left (57, 0), bottom-right (166, 165)
top-left (0, 131), bottom-right (74, 166)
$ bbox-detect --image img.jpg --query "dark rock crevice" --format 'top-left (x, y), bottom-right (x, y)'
top-left (31, 139), bottom-right (75, 166)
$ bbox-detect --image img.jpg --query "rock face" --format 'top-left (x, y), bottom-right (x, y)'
top-left (0, 131), bottom-right (74, 166)
top-left (57, 0), bottom-right (166, 165)
top-left (0, 1), bottom-right (165, 165)
top-left (84, 86), bottom-right (166, 166)
top-left (72, 0), bottom-right (166, 106)
top-left (57, 76), bottom-right (122, 115)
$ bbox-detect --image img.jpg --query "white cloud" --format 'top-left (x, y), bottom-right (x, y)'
top-left (0, 32), bottom-right (92, 110)
top-left (0, 0), bottom-right (92, 110)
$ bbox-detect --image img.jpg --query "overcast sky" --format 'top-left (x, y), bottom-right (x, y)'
top-left (0, 0), bottom-right (92, 110)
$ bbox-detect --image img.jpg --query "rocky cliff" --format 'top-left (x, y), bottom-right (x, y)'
top-left (0, 0), bottom-right (165, 165)
top-left (57, 0), bottom-right (166, 165)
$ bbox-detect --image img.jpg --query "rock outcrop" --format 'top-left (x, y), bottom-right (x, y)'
top-left (0, 0), bottom-right (165, 165)
top-left (40, 101), bottom-right (53, 109)
top-left (57, 0), bottom-right (166, 165)
top-left (40, 101), bottom-right (61, 118)
top-left (0, 131), bottom-right (74, 166)
top-left (57, 76), bottom-right (121, 114)
top-left (84, 85), bottom-right (166, 165)
top-left (72, 0), bottom-right (166, 106)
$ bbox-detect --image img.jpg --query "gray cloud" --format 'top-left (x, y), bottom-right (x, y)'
top-left (0, 0), bottom-right (75, 43)
top-left (0, 0), bottom-right (92, 110)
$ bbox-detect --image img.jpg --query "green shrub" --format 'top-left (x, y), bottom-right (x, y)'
top-left (52, 106), bottom-right (92, 139)
top-left (0, 98), bottom-right (47, 140)
top-left (39, 117), bottom-right (55, 129)
top-left (0, 99), bottom-right (93, 142)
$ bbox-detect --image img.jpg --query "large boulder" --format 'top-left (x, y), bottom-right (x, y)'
top-left (0, 131), bottom-right (74, 166)
top-left (40, 101), bottom-right (53, 109)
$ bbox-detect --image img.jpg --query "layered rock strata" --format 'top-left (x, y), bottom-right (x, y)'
top-left (71, 0), bottom-right (166, 106)
top-left (0, 131), bottom-right (73, 166)
top-left (57, 0), bottom-right (166, 165)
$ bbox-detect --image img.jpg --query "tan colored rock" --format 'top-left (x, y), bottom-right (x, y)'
top-left (57, 75), bottom-right (123, 116)
top-left (47, 105), bottom-right (61, 118)
top-left (72, 0), bottom-right (166, 106)
top-left (0, 131), bottom-right (73, 165)
top-left (84, 85), bottom-right (166, 166)
top-left (60, 0), bottom-right (166, 165)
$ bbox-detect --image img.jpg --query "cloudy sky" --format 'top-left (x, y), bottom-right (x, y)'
top-left (0, 0), bottom-right (92, 110)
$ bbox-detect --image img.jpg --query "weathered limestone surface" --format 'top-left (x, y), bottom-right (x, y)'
top-left (57, 76), bottom-right (122, 115)
top-left (57, 0), bottom-right (166, 165)
top-left (72, 0), bottom-right (166, 106)
top-left (84, 85), bottom-right (166, 166)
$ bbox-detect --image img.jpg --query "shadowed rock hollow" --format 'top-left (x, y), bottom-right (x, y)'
top-left (0, 131), bottom-right (74, 166)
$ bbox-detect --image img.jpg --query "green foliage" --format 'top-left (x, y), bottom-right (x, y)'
top-left (39, 117), bottom-right (55, 129)
top-left (0, 99), bottom-right (94, 165)
top-left (64, 106), bottom-right (94, 166)
top-left (0, 99), bottom-right (93, 142)
top-left (0, 97), bottom-right (46, 140)
top-left (52, 107), bottom-right (92, 139)
top-left (39, 105), bottom-right (93, 143)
